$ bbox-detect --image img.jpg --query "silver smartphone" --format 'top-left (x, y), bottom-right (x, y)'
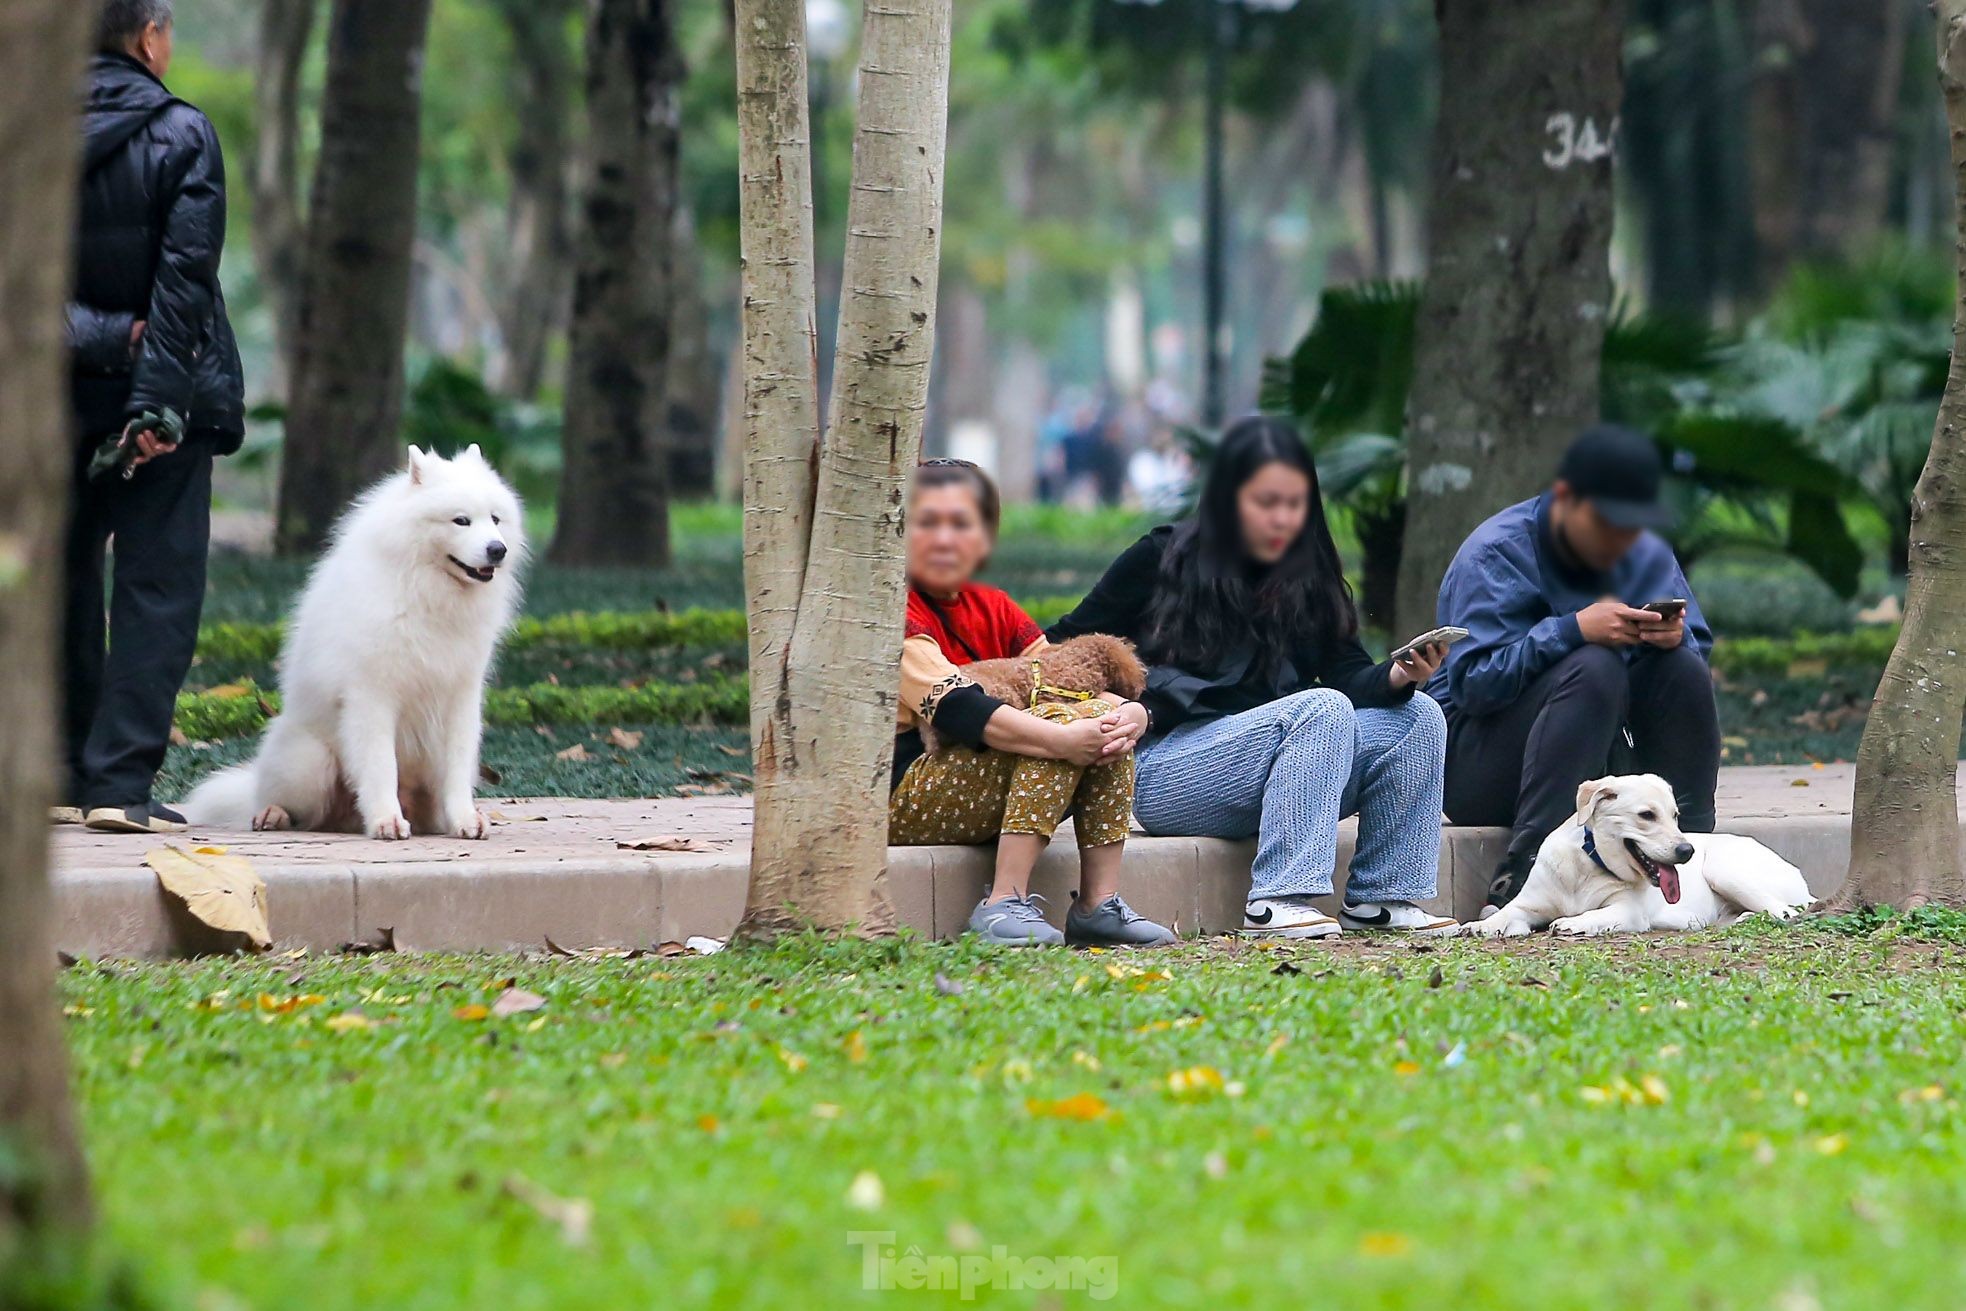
top-left (1391, 626), bottom-right (1470, 663)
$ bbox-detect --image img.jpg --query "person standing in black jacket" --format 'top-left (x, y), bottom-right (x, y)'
top-left (1048, 419), bottom-right (1460, 939)
top-left (63, 0), bottom-right (244, 833)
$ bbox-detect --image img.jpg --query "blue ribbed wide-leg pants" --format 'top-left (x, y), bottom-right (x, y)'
top-left (1133, 689), bottom-right (1446, 902)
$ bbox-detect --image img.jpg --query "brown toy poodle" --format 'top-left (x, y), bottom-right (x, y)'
top-left (920, 633), bottom-right (1148, 753)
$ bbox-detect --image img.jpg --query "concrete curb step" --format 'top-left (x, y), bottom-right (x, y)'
top-left (52, 811), bottom-right (1876, 961)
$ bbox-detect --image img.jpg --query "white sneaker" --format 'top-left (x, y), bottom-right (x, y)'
top-left (1340, 900), bottom-right (1462, 937)
top-left (1242, 896), bottom-right (1341, 940)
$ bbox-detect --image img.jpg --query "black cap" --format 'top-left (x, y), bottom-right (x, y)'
top-left (1555, 424), bottom-right (1671, 529)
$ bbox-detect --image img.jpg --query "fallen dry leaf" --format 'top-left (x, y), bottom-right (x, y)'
top-left (606, 727), bottom-right (644, 751)
top-left (615, 835), bottom-right (720, 853)
top-left (1025, 1092), bottom-right (1111, 1122)
top-left (491, 987), bottom-right (547, 1018)
top-left (502, 1174), bottom-right (593, 1246)
top-left (555, 742), bottom-right (594, 763)
top-left (453, 1003), bottom-right (491, 1021)
top-left (715, 744), bottom-right (747, 759)
top-left (145, 845), bottom-right (271, 948)
top-left (675, 782), bottom-right (733, 797)
top-left (845, 1170), bottom-right (885, 1211)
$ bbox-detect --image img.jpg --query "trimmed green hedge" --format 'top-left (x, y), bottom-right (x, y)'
top-left (175, 676), bottom-right (749, 742)
top-left (194, 597), bottom-right (1089, 666)
top-left (1707, 627), bottom-right (1898, 678)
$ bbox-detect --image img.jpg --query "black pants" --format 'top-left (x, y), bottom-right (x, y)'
top-left (1444, 643), bottom-right (1720, 864)
top-left (63, 442), bottom-right (212, 809)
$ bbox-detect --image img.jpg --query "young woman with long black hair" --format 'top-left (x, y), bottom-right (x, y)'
top-left (1048, 417), bottom-right (1458, 938)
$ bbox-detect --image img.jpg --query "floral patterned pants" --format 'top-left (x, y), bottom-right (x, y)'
top-left (889, 701), bottom-right (1133, 849)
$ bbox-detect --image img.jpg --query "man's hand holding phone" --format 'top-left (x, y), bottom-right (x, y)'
top-left (1576, 599), bottom-right (1656, 647)
top-left (1636, 598), bottom-right (1687, 650)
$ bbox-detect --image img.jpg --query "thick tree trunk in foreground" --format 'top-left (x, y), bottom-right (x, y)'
top-left (490, 0), bottom-right (577, 400)
top-left (276, 0), bottom-right (434, 555)
top-left (1392, 0), bottom-right (1625, 640)
top-left (739, 0), bottom-right (954, 937)
top-left (1837, 1), bottom-right (1966, 913)
top-left (551, 0), bottom-right (683, 567)
top-left (1750, 0), bottom-right (1908, 286)
top-left (250, 0), bottom-right (315, 395)
top-left (0, 0), bottom-right (95, 1280)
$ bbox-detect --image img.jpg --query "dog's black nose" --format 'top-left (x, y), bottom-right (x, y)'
top-left (486, 541), bottom-right (508, 563)
top-left (1673, 842), bottom-right (1695, 864)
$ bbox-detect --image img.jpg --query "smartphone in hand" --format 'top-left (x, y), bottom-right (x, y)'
top-left (1640, 599), bottom-right (1687, 621)
top-left (1391, 626), bottom-right (1470, 663)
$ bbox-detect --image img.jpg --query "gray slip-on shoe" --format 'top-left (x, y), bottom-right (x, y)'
top-left (968, 893), bottom-right (1065, 947)
top-left (1065, 893), bottom-right (1177, 947)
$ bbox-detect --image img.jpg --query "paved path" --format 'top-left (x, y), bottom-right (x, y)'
top-left (49, 765), bottom-right (1961, 958)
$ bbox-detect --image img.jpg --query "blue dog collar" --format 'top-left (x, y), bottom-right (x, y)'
top-left (1580, 826), bottom-right (1613, 875)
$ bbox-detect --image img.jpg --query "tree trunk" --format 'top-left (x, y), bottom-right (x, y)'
top-left (250, 0), bottom-right (316, 397)
top-left (0, 0), bottom-right (95, 1281)
top-left (276, 0), bottom-right (435, 555)
top-left (1750, 0), bottom-right (1908, 287)
top-left (1836, 0), bottom-right (1966, 913)
top-left (663, 203), bottom-right (722, 499)
top-left (490, 0), bottom-right (577, 401)
top-left (739, 0), bottom-right (954, 938)
top-left (550, 0), bottom-right (683, 567)
top-left (1356, 503), bottom-right (1405, 636)
top-left (1391, 0), bottom-right (1625, 640)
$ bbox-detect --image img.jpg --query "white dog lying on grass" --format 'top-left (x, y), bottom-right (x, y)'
top-left (183, 446), bottom-right (524, 840)
top-left (1470, 773), bottom-right (1814, 937)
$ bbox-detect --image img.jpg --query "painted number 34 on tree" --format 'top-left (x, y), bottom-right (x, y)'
top-left (1542, 114), bottom-right (1616, 169)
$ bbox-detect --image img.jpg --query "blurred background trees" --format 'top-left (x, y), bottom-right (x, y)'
top-left (169, 0), bottom-right (1939, 599)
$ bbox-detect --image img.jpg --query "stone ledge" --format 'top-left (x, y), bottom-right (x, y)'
top-left (47, 815), bottom-right (1904, 960)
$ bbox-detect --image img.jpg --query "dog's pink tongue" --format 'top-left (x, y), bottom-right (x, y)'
top-left (1659, 863), bottom-right (1682, 905)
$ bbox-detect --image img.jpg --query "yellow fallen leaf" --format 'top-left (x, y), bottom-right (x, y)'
top-left (778, 1047), bottom-right (809, 1074)
top-left (1025, 1092), bottom-right (1111, 1122)
top-left (257, 992), bottom-right (325, 1014)
top-left (324, 1012), bottom-right (371, 1033)
top-left (812, 1103), bottom-right (842, 1120)
top-left (844, 1029), bottom-right (868, 1063)
top-left (697, 1114), bottom-right (720, 1133)
top-left (1264, 1033), bottom-right (1290, 1059)
top-left (1814, 1133), bottom-right (1849, 1156)
top-left (1639, 1074), bottom-right (1670, 1105)
top-left (145, 845), bottom-right (271, 948)
top-left (1899, 1084), bottom-right (1945, 1104)
top-left (1394, 1060), bottom-right (1421, 1078)
top-left (1358, 1232), bottom-right (1413, 1257)
top-left (205, 682), bottom-right (254, 700)
top-left (1071, 1050), bottom-right (1102, 1072)
top-left (1167, 1066), bottom-right (1226, 1098)
top-left (454, 1003), bottom-right (491, 1021)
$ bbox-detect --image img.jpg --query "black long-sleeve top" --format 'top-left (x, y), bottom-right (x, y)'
top-left (1045, 526), bottom-right (1413, 736)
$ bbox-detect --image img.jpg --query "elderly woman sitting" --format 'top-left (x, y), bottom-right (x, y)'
top-left (890, 459), bottom-right (1173, 948)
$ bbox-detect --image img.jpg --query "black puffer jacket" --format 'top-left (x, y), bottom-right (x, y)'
top-left (70, 53), bottom-right (243, 453)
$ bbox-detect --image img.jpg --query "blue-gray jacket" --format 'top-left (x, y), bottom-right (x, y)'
top-left (1425, 493), bottom-right (1711, 721)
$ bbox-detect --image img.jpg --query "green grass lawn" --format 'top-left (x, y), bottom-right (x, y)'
top-left (57, 925), bottom-right (1966, 1309)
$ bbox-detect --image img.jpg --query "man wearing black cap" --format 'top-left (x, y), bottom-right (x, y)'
top-left (1426, 424), bottom-right (1719, 915)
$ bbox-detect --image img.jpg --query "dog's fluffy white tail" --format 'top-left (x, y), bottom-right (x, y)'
top-left (180, 763), bottom-right (258, 828)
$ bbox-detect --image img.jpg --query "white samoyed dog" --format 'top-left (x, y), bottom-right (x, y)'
top-left (184, 446), bottom-right (525, 839)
